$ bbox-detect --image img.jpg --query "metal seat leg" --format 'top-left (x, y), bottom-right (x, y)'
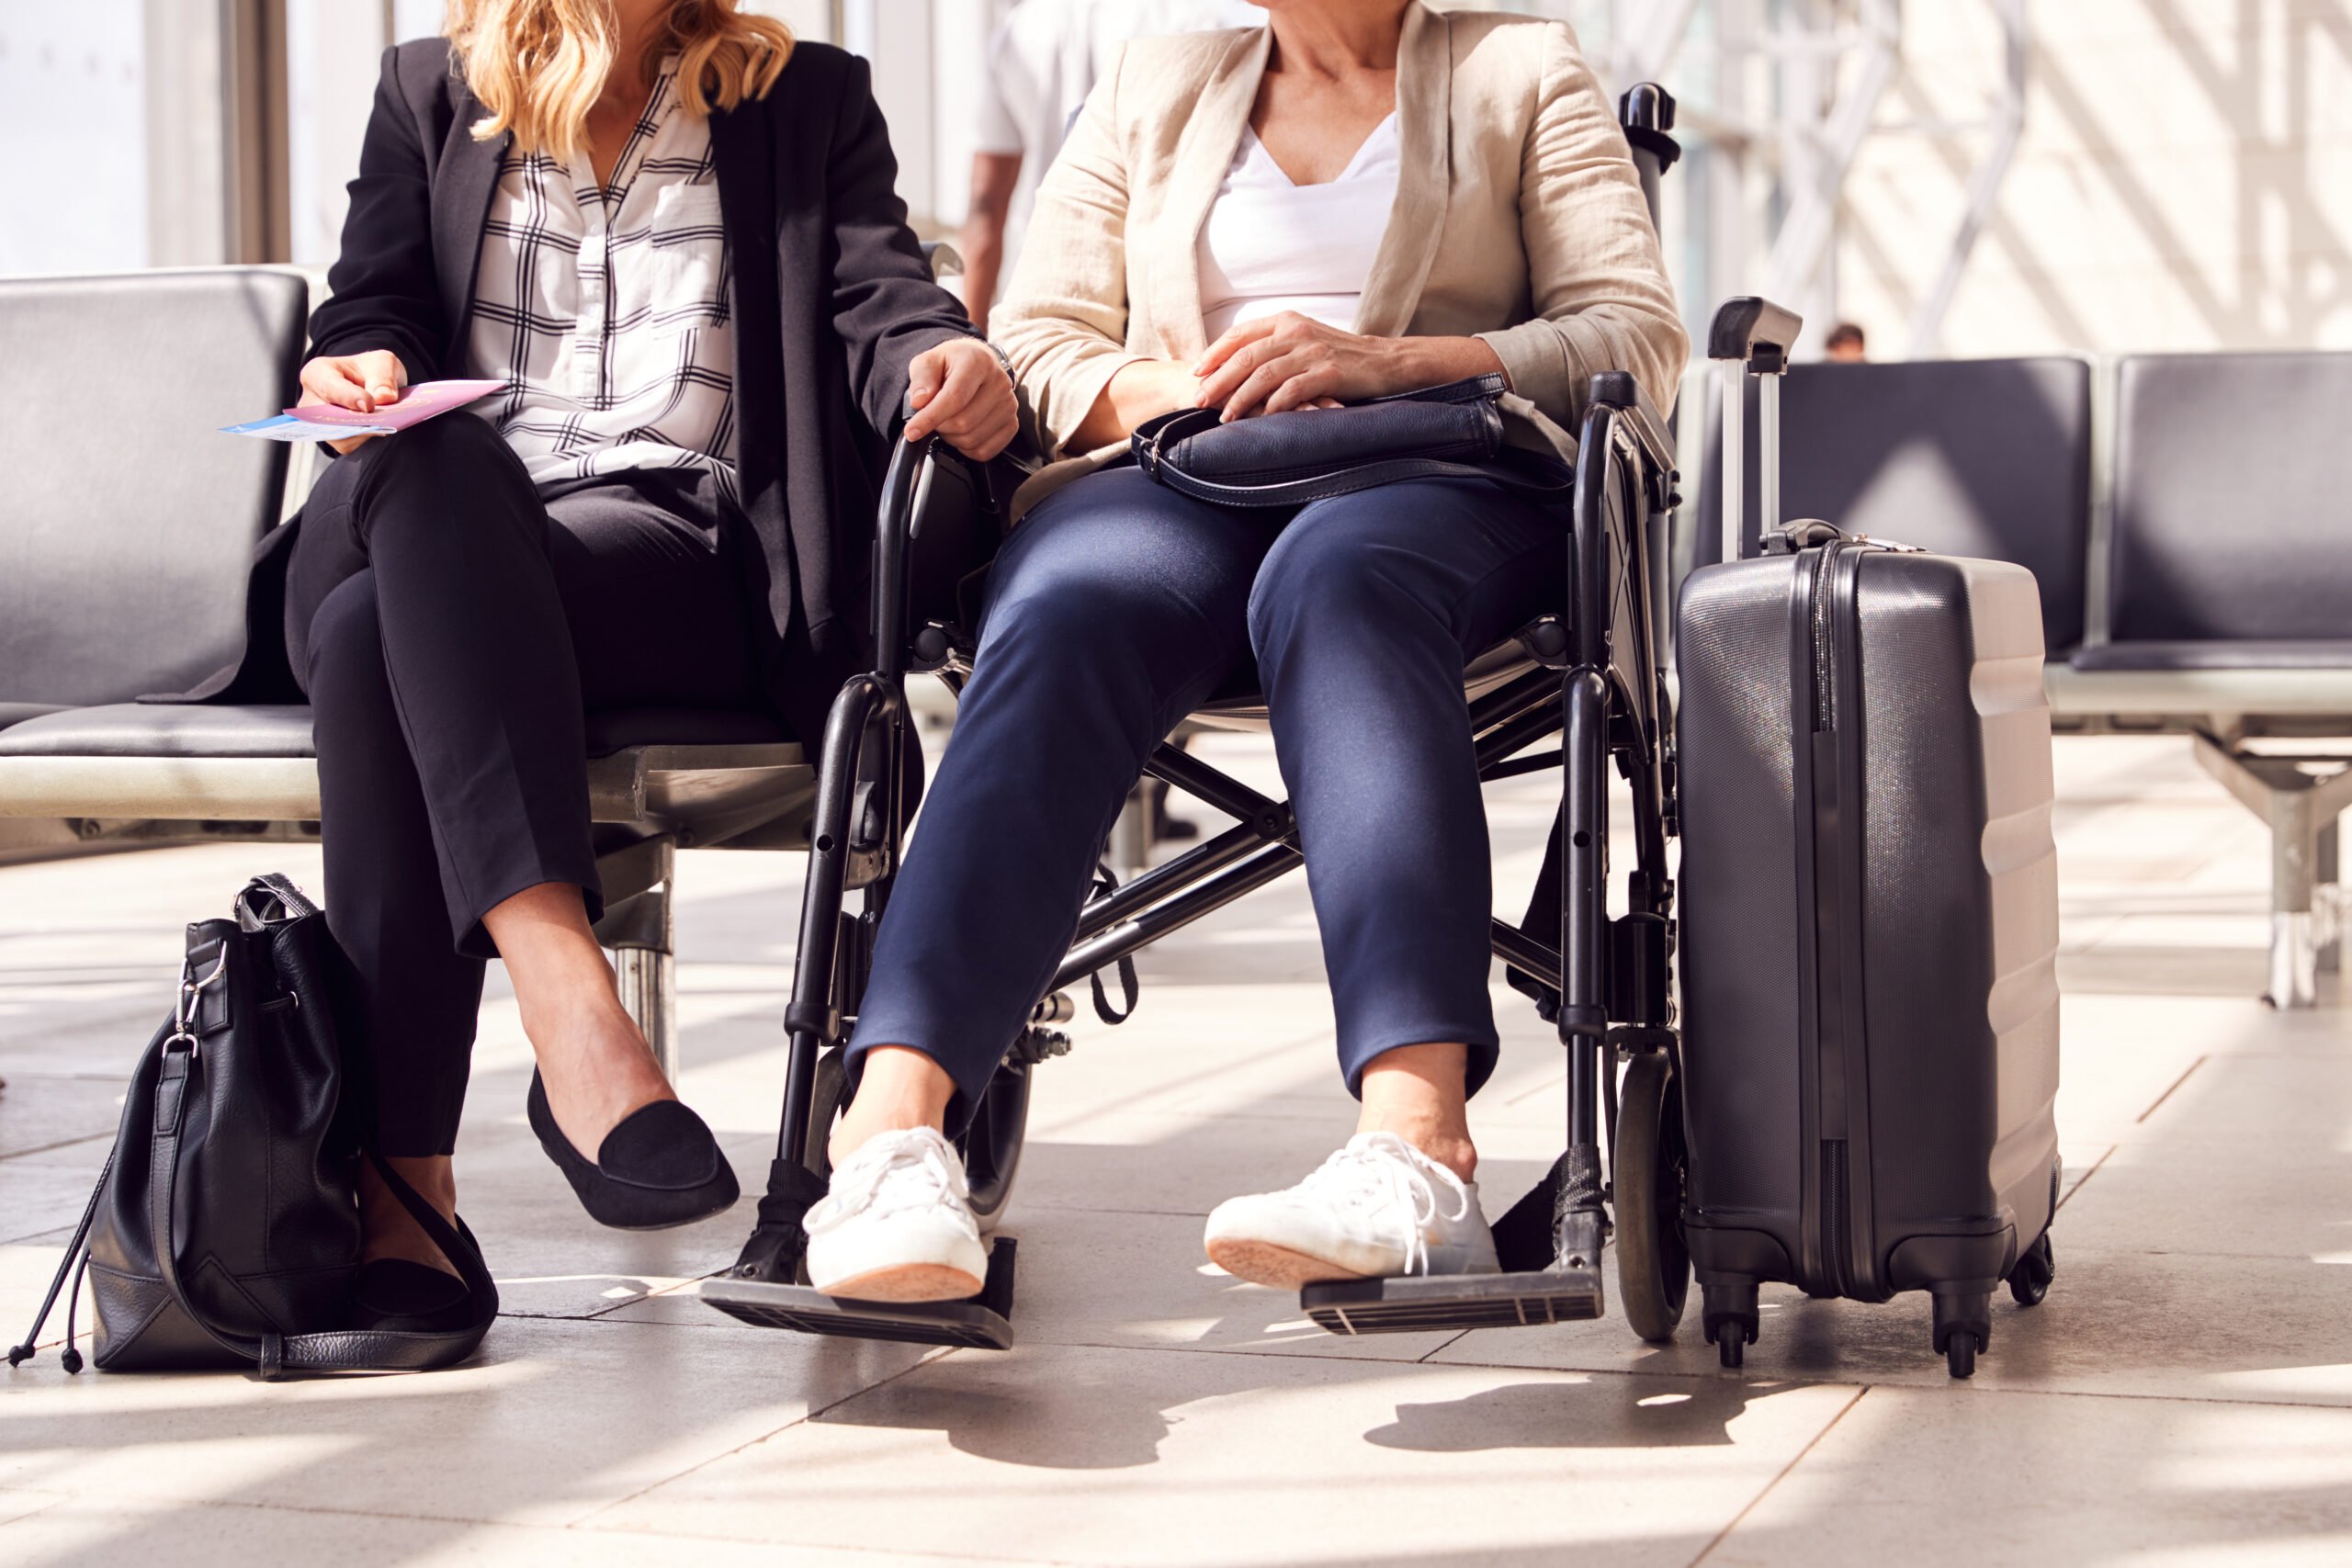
top-left (2191, 735), bottom-right (2352, 1009)
top-left (594, 835), bottom-right (679, 1077)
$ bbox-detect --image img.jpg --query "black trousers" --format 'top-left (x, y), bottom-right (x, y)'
top-left (285, 416), bottom-right (756, 1156)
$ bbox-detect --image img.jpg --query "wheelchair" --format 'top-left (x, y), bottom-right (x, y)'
top-left (704, 85), bottom-right (1709, 1350)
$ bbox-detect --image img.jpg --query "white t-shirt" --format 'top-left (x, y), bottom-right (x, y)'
top-left (975, 0), bottom-right (1262, 252)
top-left (1197, 114), bottom-right (1401, 344)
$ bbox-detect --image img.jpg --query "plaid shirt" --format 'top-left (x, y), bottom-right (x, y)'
top-left (467, 56), bottom-right (737, 502)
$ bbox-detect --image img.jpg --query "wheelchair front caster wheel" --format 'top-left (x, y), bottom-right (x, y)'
top-left (1713, 1318), bottom-right (1745, 1369)
top-left (2007, 1232), bottom-right (2055, 1308)
top-left (1946, 1331), bottom-right (1980, 1379)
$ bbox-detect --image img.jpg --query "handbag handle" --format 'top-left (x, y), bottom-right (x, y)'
top-left (147, 1040), bottom-right (494, 1378)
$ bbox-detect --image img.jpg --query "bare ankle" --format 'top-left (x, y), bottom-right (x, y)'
top-left (830, 1045), bottom-right (956, 1166)
top-left (1358, 1042), bottom-right (1478, 1183)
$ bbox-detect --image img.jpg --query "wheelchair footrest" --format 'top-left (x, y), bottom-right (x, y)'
top-left (1300, 1259), bottom-right (1604, 1336)
top-left (698, 1236), bottom-right (1018, 1350)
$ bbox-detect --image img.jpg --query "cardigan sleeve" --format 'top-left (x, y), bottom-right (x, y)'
top-left (989, 47), bottom-right (1148, 462)
top-left (1475, 23), bottom-right (1690, 423)
top-left (825, 51), bottom-right (978, 440)
top-left (306, 48), bottom-right (446, 381)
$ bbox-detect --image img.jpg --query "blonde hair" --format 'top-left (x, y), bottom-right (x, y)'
top-left (447, 0), bottom-right (792, 161)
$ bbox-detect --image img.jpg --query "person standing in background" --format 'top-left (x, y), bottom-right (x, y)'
top-left (959, 0), bottom-right (1262, 334)
top-left (1825, 321), bottom-right (1868, 361)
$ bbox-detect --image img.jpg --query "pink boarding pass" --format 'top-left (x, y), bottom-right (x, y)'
top-left (286, 378), bottom-right (506, 430)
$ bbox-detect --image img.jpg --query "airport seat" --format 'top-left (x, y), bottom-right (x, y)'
top-left (0, 268), bottom-right (816, 1066)
top-left (2050, 351), bottom-right (2352, 1007)
top-left (1690, 355), bottom-right (2095, 654)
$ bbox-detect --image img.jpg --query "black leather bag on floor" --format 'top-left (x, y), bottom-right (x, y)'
top-left (1129, 373), bottom-right (1573, 508)
top-left (8, 874), bottom-right (493, 1378)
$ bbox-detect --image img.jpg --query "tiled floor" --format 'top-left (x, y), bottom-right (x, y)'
top-left (3, 731), bottom-right (2348, 1566)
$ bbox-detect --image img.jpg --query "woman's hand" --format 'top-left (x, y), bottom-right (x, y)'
top-left (904, 339), bottom-right (1019, 460)
top-left (298, 350), bottom-right (409, 455)
top-left (1193, 314), bottom-right (1507, 423)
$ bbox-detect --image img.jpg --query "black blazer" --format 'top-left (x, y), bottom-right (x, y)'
top-left (213, 38), bottom-right (976, 737)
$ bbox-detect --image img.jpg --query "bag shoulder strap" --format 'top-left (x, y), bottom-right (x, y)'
top-left (148, 1043), bottom-right (492, 1378)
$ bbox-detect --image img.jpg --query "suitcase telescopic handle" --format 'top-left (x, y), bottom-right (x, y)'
top-left (1708, 297), bottom-right (1804, 563)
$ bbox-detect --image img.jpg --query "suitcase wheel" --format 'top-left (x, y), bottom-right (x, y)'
top-left (1931, 1290), bottom-right (1993, 1381)
top-left (2006, 1231), bottom-right (2055, 1308)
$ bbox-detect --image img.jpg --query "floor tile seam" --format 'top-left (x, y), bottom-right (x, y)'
top-left (568, 1344), bottom-right (959, 1528)
top-left (2055, 1144), bottom-right (2117, 1210)
top-left (2133, 1054), bottom-right (2210, 1123)
top-left (568, 1511), bottom-right (1096, 1567)
top-left (1685, 1382), bottom-right (1869, 1567)
top-left (0, 1489), bottom-right (72, 1530)
top-left (0, 1134), bottom-right (118, 1162)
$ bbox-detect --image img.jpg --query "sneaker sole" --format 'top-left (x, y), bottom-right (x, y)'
top-left (812, 1262), bottom-right (984, 1303)
top-left (1205, 1237), bottom-right (1375, 1291)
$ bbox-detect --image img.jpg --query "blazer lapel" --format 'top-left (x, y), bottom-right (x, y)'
top-left (431, 83), bottom-right (507, 369)
top-left (709, 105), bottom-right (782, 496)
top-left (1154, 26), bottom-right (1269, 361)
top-left (1354, 1), bottom-right (1452, 339)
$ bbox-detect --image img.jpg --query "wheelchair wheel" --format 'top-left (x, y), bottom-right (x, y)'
top-left (1612, 1050), bottom-right (1691, 1342)
top-left (959, 1056), bottom-right (1033, 1232)
top-left (795, 1043), bottom-right (1030, 1233)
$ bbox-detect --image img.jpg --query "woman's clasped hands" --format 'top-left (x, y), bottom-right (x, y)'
top-left (1189, 310), bottom-right (1508, 423)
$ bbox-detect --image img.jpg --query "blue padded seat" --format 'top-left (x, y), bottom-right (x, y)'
top-left (2098, 351), bottom-right (2352, 662)
top-left (1691, 357), bottom-right (2094, 653)
top-left (0, 270), bottom-right (309, 711)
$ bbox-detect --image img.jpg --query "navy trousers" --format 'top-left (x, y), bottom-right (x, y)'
top-left (847, 464), bottom-right (1566, 1126)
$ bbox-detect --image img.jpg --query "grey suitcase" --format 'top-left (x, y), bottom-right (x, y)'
top-left (1672, 322), bottom-right (2063, 1378)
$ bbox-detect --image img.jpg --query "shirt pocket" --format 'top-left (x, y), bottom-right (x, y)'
top-left (647, 183), bottom-right (729, 335)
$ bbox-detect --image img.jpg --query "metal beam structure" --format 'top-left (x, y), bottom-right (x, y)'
top-left (1577, 0), bottom-right (2028, 360)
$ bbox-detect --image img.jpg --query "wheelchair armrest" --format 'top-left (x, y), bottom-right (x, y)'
top-left (1585, 371), bottom-right (1676, 483)
top-left (1706, 296), bottom-right (1804, 374)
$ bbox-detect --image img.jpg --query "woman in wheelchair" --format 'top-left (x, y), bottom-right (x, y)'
top-left (801, 0), bottom-right (1685, 1301)
top-left (260, 0), bottom-right (1012, 1330)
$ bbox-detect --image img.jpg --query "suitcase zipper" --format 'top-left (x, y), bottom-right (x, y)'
top-left (1806, 543), bottom-right (1854, 1298)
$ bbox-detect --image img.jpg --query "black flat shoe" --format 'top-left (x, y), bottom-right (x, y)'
top-left (349, 1255), bottom-right (497, 1336)
top-left (526, 1070), bottom-right (740, 1230)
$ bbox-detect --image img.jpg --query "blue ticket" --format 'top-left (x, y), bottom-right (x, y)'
top-left (220, 413), bottom-right (394, 441)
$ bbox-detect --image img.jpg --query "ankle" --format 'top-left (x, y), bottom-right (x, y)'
top-left (1361, 1117), bottom-right (1478, 1184)
top-left (831, 1046), bottom-right (955, 1166)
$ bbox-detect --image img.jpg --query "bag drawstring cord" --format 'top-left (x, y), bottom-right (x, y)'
top-left (8, 1146), bottom-right (112, 1371)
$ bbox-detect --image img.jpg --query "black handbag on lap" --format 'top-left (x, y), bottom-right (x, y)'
top-left (8, 875), bottom-right (493, 1378)
top-left (1129, 373), bottom-right (1574, 508)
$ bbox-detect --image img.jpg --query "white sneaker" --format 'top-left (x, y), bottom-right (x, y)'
top-left (803, 1127), bottom-right (988, 1302)
top-left (1203, 1132), bottom-right (1500, 1289)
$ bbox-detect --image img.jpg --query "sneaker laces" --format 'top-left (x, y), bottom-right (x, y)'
top-left (1297, 1132), bottom-right (1474, 1277)
top-left (806, 1128), bottom-right (975, 1236)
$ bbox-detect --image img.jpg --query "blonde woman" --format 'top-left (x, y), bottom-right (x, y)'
top-left (225, 0), bottom-right (1013, 1336)
top-left (800, 0), bottom-right (1684, 1303)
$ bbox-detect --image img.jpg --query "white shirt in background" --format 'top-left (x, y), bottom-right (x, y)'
top-left (975, 0), bottom-right (1263, 257)
top-left (1197, 114), bottom-right (1401, 344)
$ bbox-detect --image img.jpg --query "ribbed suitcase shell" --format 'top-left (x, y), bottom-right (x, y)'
top-left (1675, 546), bottom-right (2061, 1307)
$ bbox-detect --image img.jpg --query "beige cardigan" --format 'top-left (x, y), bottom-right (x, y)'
top-left (991, 3), bottom-right (1690, 516)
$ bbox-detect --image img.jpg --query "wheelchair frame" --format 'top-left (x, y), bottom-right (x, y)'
top-left (704, 85), bottom-right (1698, 1350)
top-left (701, 364), bottom-right (1694, 1348)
